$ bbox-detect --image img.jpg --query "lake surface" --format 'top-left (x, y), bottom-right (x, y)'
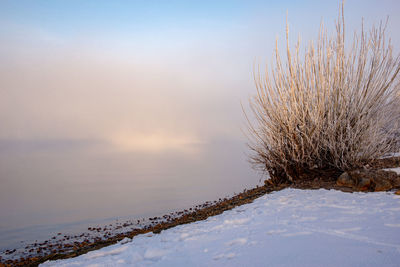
top-left (0, 137), bottom-right (261, 252)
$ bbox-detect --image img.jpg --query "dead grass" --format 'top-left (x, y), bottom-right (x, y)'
top-left (245, 4), bottom-right (400, 184)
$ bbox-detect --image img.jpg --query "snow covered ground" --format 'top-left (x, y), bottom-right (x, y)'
top-left (384, 167), bottom-right (400, 175)
top-left (41, 189), bottom-right (400, 267)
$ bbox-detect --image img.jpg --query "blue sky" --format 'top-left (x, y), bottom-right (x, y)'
top-left (0, 1), bottom-right (254, 39)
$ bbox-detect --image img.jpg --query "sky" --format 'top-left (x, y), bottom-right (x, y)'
top-left (0, 0), bottom-right (399, 151)
top-left (0, 0), bottom-right (400, 231)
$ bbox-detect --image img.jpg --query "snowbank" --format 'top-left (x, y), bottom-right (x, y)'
top-left (41, 189), bottom-right (400, 267)
top-left (384, 167), bottom-right (400, 175)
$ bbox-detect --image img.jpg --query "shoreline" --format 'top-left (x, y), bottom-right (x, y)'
top-left (1, 184), bottom-right (282, 267)
top-left (1, 156), bottom-right (400, 267)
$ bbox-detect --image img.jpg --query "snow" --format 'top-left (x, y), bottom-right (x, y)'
top-left (380, 152), bottom-right (400, 159)
top-left (41, 189), bottom-right (400, 267)
top-left (383, 167), bottom-right (400, 175)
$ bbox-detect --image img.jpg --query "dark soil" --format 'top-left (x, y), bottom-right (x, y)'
top-left (1, 156), bottom-right (399, 267)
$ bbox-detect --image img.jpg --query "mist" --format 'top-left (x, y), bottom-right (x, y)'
top-left (0, 0), bottom-right (399, 235)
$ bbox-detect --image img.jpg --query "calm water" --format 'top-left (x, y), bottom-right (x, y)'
top-left (0, 137), bottom-right (261, 251)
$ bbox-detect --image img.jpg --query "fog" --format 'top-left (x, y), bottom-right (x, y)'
top-left (0, 0), bottom-right (399, 234)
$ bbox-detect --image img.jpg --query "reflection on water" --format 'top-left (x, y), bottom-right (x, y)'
top-left (0, 137), bottom-right (260, 250)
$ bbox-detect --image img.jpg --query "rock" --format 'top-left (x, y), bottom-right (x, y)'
top-left (264, 179), bottom-right (275, 186)
top-left (369, 170), bottom-right (397, 191)
top-left (153, 228), bottom-right (162, 234)
top-left (337, 172), bottom-right (355, 187)
top-left (374, 178), bottom-right (393, 191)
top-left (387, 174), bottom-right (400, 188)
top-left (119, 237), bottom-right (131, 244)
top-left (336, 169), bottom-right (398, 192)
top-left (395, 190), bottom-right (400, 195)
top-left (358, 178), bottom-right (372, 191)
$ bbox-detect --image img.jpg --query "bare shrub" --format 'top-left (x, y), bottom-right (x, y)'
top-left (245, 5), bottom-right (400, 184)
